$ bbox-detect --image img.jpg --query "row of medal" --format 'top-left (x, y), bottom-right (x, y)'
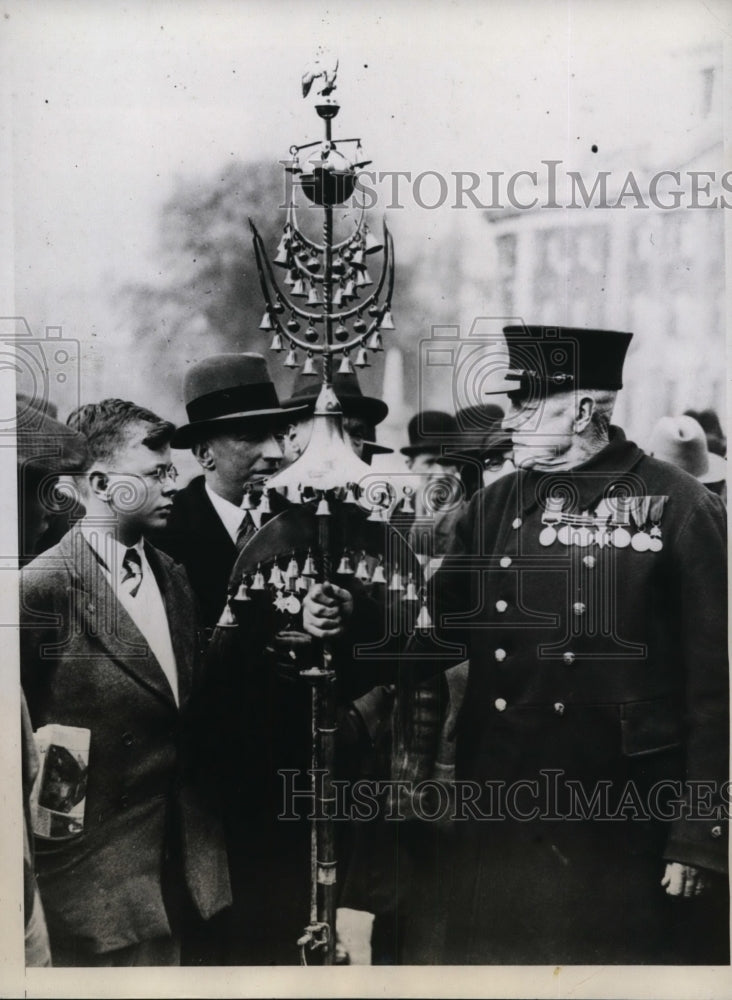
top-left (538, 495), bottom-right (669, 552)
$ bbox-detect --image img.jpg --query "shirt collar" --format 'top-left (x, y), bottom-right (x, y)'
top-left (79, 519), bottom-right (146, 574)
top-left (205, 482), bottom-right (249, 542)
top-left (518, 427), bottom-right (645, 514)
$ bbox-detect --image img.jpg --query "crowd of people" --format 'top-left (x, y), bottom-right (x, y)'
top-left (17, 323), bottom-right (729, 967)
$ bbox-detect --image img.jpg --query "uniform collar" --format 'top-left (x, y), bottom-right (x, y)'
top-left (518, 427), bottom-right (645, 515)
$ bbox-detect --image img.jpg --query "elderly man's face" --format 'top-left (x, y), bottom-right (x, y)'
top-left (503, 391), bottom-right (576, 470)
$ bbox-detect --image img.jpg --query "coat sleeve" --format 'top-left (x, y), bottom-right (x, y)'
top-left (663, 491), bottom-right (729, 873)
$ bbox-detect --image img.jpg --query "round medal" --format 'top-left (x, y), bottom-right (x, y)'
top-left (649, 536), bottom-right (663, 552)
top-left (557, 524), bottom-right (571, 546)
top-left (539, 526), bottom-right (557, 547)
top-left (611, 526), bottom-right (631, 548)
top-left (285, 594), bottom-right (302, 615)
top-left (631, 531), bottom-right (651, 552)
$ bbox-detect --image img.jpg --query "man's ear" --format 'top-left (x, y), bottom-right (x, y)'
top-left (88, 470), bottom-right (109, 500)
top-left (574, 395), bottom-right (595, 434)
top-left (192, 440), bottom-right (215, 471)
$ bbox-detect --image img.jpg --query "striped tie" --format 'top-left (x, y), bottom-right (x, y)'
top-left (236, 510), bottom-right (257, 550)
top-left (121, 547), bottom-right (143, 598)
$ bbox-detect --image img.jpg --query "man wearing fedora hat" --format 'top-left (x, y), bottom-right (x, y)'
top-left (649, 414), bottom-right (727, 505)
top-left (306, 324), bottom-right (728, 964)
top-left (279, 368), bottom-right (393, 468)
top-left (158, 353), bottom-right (304, 631)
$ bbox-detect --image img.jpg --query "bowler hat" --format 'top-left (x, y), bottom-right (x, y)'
top-left (400, 410), bottom-right (458, 457)
top-left (281, 369), bottom-right (388, 426)
top-left (172, 353), bottom-right (305, 449)
top-left (16, 393), bottom-right (89, 473)
top-left (485, 325), bottom-right (633, 398)
top-left (648, 415), bottom-right (727, 484)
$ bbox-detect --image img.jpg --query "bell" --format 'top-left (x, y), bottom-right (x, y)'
top-left (296, 576), bottom-right (309, 593)
top-left (337, 552), bottom-right (354, 575)
top-left (316, 494), bottom-right (331, 516)
top-left (380, 309), bottom-right (395, 330)
top-left (302, 352), bottom-right (318, 376)
top-left (354, 348), bottom-right (370, 368)
top-left (367, 504), bottom-right (387, 522)
top-left (286, 318), bottom-right (300, 333)
top-left (355, 554), bottom-right (371, 582)
top-left (216, 599), bottom-right (237, 628)
top-left (272, 299), bottom-right (285, 314)
top-left (338, 353), bottom-right (354, 374)
top-left (368, 303), bottom-right (381, 317)
top-left (331, 258), bottom-right (346, 277)
top-left (343, 483), bottom-right (357, 504)
top-left (332, 287), bottom-right (344, 307)
top-left (286, 554), bottom-right (300, 580)
top-left (360, 268), bottom-right (373, 286)
top-left (284, 269), bottom-right (297, 287)
top-left (268, 563), bottom-right (284, 588)
top-left (276, 234), bottom-right (290, 254)
top-left (251, 564), bottom-right (266, 591)
top-left (240, 487), bottom-right (254, 510)
top-left (415, 601), bottom-right (433, 630)
top-left (304, 326), bottom-right (319, 343)
top-left (269, 332), bottom-right (284, 352)
top-left (259, 311), bottom-right (273, 330)
top-left (297, 249), bottom-right (310, 263)
top-left (389, 569), bottom-right (404, 591)
top-left (307, 285), bottom-right (321, 306)
top-left (273, 247), bottom-right (290, 267)
top-left (403, 573), bottom-right (418, 601)
top-left (284, 348), bottom-right (299, 368)
top-left (302, 550), bottom-right (317, 576)
top-left (350, 248), bottom-right (365, 268)
top-left (234, 578), bottom-right (251, 602)
top-left (343, 279), bottom-right (356, 299)
top-left (353, 316), bottom-right (367, 334)
top-left (306, 255), bottom-right (321, 273)
top-left (401, 486), bottom-right (415, 514)
top-left (355, 270), bottom-right (368, 288)
top-left (334, 324), bottom-right (349, 342)
top-left (363, 227), bottom-right (383, 254)
top-left (367, 330), bottom-right (383, 352)
top-left (258, 489), bottom-right (271, 515)
top-left (291, 278), bottom-right (306, 298)
top-left (371, 559), bottom-right (387, 584)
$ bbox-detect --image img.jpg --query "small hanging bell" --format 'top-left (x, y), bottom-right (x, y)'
top-left (343, 483), bottom-right (358, 504)
top-left (415, 599), bottom-right (433, 630)
top-left (268, 563), bottom-right (285, 588)
top-left (360, 268), bottom-right (373, 286)
top-left (272, 299), bottom-right (285, 314)
top-left (302, 352), bottom-right (318, 376)
top-left (286, 317), bottom-right (300, 334)
top-left (273, 247), bottom-right (290, 267)
top-left (302, 550), bottom-right (317, 577)
top-left (350, 248), bottom-right (365, 268)
top-left (332, 287), bottom-right (344, 307)
top-left (259, 311), bottom-right (273, 330)
top-left (367, 503), bottom-right (387, 522)
top-left (258, 489), bottom-right (271, 515)
top-left (284, 269), bottom-right (297, 287)
top-left (307, 285), bottom-right (321, 306)
top-left (306, 255), bottom-right (321, 273)
top-left (269, 332), bottom-right (284, 352)
top-left (331, 258), bottom-right (346, 277)
top-left (234, 577), bottom-right (251, 602)
top-left (297, 249), bottom-right (309, 263)
top-left (316, 493), bottom-right (331, 516)
top-left (401, 486), bottom-right (415, 514)
top-left (291, 278), bottom-right (306, 298)
top-left (304, 326), bottom-right (319, 343)
top-left (371, 559), bottom-right (387, 584)
top-left (354, 347), bottom-right (370, 368)
top-left (338, 353), bottom-right (354, 374)
top-left (368, 302), bottom-right (381, 317)
top-left (381, 309), bottom-right (395, 330)
top-left (284, 348), bottom-right (299, 368)
top-left (389, 568), bottom-right (404, 591)
top-left (363, 227), bottom-right (383, 254)
top-left (334, 324), bottom-right (349, 342)
top-left (286, 553), bottom-right (300, 580)
top-left (403, 573), bottom-right (419, 601)
top-left (216, 598), bottom-right (238, 628)
top-left (336, 551), bottom-right (354, 575)
top-left (353, 316), bottom-right (367, 334)
top-left (367, 330), bottom-right (383, 352)
top-left (355, 553), bottom-right (371, 583)
top-left (296, 575), bottom-right (309, 593)
top-left (251, 564), bottom-right (266, 591)
top-left (355, 270), bottom-right (368, 288)
top-left (276, 234), bottom-right (290, 255)
top-left (241, 487), bottom-right (254, 510)
top-left (343, 279), bottom-right (356, 299)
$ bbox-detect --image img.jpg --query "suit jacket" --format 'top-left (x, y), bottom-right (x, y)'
top-left (20, 526), bottom-right (232, 955)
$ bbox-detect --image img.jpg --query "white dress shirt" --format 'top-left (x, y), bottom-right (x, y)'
top-left (80, 522), bottom-right (179, 705)
top-left (205, 482), bottom-right (263, 543)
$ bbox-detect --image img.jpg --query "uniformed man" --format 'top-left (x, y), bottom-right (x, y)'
top-left (305, 324), bottom-right (729, 964)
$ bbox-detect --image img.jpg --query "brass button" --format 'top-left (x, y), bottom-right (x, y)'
top-left (562, 651), bottom-right (576, 665)
top-left (711, 825), bottom-right (723, 839)
top-left (494, 698), bottom-right (507, 712)
top-left (573, 602), bottom-right (586, 616)
top-left (512, 517), bottom-right (522, 529)
top-left (122, 732), bottom-right (133, 747)
top-left (553, 702), bottom-right (565, 716)
top-left (583, 555), bottom-right (596, 568)
top-left (500, 556), bottom-right (512, 568)
top-left (496, 600), bottom-right (508, 613)
top-left (494, 648), bottom-right (507, 662)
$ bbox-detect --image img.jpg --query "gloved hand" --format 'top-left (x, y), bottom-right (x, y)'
top-left (661, 861), bottom-right (709, 898)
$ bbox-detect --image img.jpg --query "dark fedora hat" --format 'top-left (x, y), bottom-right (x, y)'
top-left (400, 410), bottom-right (459, 457)
top-left (281, 369), bottom-right (388, 426)
top-left (485, 325), bottom-right (633, 398)
top-left (172, 353), bottom-right (306, 449)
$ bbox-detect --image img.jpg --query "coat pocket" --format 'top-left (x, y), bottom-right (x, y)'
top-left (620, 698), bottom-right (682, 757)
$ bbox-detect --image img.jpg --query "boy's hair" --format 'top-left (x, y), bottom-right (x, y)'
top-left (66, 399), bottom-right (175, 471)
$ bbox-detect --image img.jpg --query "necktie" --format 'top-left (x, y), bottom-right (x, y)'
top-left (121, 547), bottom-right (143, 598)
top-left (236, 510), bottom-right (257, 550)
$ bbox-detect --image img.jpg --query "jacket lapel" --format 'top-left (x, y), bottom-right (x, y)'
top-left (145, 541), bottom-right (196, 707)
top-left (64, 527), bottom-right (178, 708)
